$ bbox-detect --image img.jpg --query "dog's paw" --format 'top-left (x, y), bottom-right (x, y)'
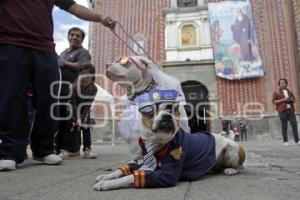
top-left (95, 170), bottom-right (123, 182)
top-left (223, 168), bottom-right (239, 176)
top-left (95, 174), bottom-right (111, 182)
top-left (93, 180), bottom-right (116, 191)
top-left (94, 175), bottom-right (133, 191)
top-left (93, 181), bottom-right (107, 191)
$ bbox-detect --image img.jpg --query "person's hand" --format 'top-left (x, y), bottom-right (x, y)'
top-left (77, 119), bottom-right (82, 126)
top-left (101, 16), bottom-right (116, 30)
top-left (285, 97), bottom-right (292, 102)
top-left (70, 121), bottom-right (77, 132)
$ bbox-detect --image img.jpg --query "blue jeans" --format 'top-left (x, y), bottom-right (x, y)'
top-left (0, 44), bottom-right (59, 163)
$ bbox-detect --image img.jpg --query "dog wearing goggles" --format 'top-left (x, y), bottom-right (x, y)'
top-left (93, 90), bottom-right (245, 191)
top-left (106, 56), bottom-right (189, 161)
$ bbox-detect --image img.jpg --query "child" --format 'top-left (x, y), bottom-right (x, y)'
top-left (234, 127), bottom-right (240, 142)
top-left (59, 64), bottom-right (98, 159)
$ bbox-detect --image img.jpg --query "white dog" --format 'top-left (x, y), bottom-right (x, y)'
top-left (106, 56), bottom-right (189, 160)
top-left (93, 89), bottom-right (246, 191)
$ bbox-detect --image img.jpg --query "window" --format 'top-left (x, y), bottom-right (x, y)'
top-left (177, 0), bottom-right (197, 8)
top-left (133, 33), bottom-right (146, 56)
top-left (181, 24), bottom-right (197, 46)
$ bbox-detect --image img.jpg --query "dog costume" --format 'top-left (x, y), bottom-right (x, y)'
top-left (119, 129), bottom-right (216, 188)
top-left (110, 56), bottom-right (189, 159)
top-left (93, 89), bottom-right (245, 191)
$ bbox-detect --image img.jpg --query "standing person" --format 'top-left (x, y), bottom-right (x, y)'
top-left (272, 79), bottom-right (299, 146)
top-left (221, 119), bottom-right (231, 137)
top-left (233, 126), bottom-right (240, 142)
top-left (239, 117), bottom-right (248, 142)
top-left (55, 27), bottom-right (91, 154)
top-left (0, 0), bottom-right (115, 171)
top-left (231, 9), bottom-right (254, 61)
top-left (60, 27), bottom-right (91, 91)
top-left (59, 65), bottom-right (97, 159)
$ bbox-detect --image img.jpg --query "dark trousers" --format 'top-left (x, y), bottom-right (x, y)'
top-left (55, 122), bottom-right (92, 152)
top-left (82, 127), bottom-right (91, 151)
top-left (26, 95), bottom-right (34, 145)
top-left (235, 135), bottom-right (239, 142)
top-left (0, 44), bottom-right (59, 163)
top-left (55, 103), bottom-right (81, 153)
top-left (60, 127), bottom-right (81, 152)
top-left (279, 110), bottom-right (299, 143)
top-left (240, 129), bottom-right (247, 141)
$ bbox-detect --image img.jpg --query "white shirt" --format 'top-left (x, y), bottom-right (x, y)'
top-left (282, 89), bottom-right (291, 109)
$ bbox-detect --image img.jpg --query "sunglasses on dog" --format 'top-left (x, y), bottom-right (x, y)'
top-left (138, 101), bottom-right (178, 116)
top-left (115, 56), bottom-right (145, 71)
top-left (118, 57), bottom-right (130, 65)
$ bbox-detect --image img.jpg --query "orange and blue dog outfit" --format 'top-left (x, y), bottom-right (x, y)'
top-left (119, 128), bottom-right (216, 188)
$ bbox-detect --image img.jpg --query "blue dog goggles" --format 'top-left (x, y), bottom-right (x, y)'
top-left (134, 88), bottom-right (181, 116)
top-left (138, 100), bottom-right (178, 116)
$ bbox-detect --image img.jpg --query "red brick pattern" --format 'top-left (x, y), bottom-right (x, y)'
top-left (291, 0), bottom-right (300, 103)
top-left (89, 0), bottom-right (170, 118)
top-left (90, 0), bottom-right (170, 98)
top-left (90, 0), bottom-right (300, 117)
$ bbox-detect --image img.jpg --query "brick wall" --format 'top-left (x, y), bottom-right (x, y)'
top-left (291, 0), bottom-right (300, 106)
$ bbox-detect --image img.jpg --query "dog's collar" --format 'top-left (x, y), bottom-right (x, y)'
top-left (129, 79), bottom-right (157, 101)
top-left (138, 137), bottom-right (172, 157)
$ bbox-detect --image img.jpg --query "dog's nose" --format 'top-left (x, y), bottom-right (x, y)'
top-left (161, 114), bottom-right (172, 121)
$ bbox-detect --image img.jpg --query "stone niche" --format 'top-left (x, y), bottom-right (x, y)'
top-left (180, 24), bottom-right (198, 46)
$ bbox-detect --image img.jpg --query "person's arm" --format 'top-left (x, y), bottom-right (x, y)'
top-left (289, 90), bottom-right (296, 103)
top-left (62, 50), bottom-right (91, 71)
top-left (62, 60), bottom-right (81, 70)
top-left (273, 99), bottom-right (286, 104)
top-left (272, 91), bottom-right (287, 105)
top-left (67, 3), bottom-right (115, 29)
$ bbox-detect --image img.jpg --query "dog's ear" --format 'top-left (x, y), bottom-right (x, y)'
top-left (136, 56), bottom-right (153, 68)
top-left (131, 56), bottom-right (152, 80)
top-left (174, 104), bottom-right (181, 120)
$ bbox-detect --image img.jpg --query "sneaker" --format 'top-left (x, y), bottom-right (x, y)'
top-left (33, 154), bottom-right (62, 165)
top-left (83, 149), bottom-right (97, 159)
top-left (59, 150), bottom-right (80, 159)
top-left (0, 159), bottom-right (16, 171)
top-left (284, 142), bottom-right (289, 146)
top-left (296, 141), bottom-right (300, 146)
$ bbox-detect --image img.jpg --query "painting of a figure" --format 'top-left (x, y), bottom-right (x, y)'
top-left (181, 24), bottom-right (197, 46)
top-left (211, 20), bottom-right (223, 50)
top-left (208, 0), bottom-right (264, 80)
top-left (231, 9), bottom-right (253, 61)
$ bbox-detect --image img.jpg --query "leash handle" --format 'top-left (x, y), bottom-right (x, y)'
top-left (111, 21), bottom-right (157, 65)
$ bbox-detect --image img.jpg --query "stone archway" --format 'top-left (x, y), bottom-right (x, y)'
top-left (181, 80), bottom-right (210, 133)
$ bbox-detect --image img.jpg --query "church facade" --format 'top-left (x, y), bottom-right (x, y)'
top-left (88, 0), bottom-right (300, 140)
